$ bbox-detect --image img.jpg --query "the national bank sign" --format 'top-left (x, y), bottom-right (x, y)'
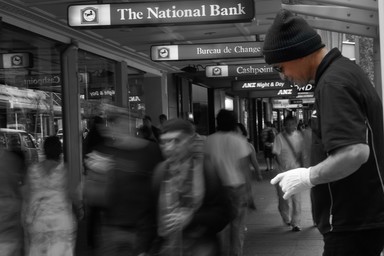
top-left (68, 0), bottom-right (254, 27)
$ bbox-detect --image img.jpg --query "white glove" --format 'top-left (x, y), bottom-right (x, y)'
top-left (270, 167), bottom-right (314, 199)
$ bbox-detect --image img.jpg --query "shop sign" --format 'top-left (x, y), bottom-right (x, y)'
top-left (88, 88), bottom-right (115, 99)
top-left (249, 87), bottom-right (298, 98)
top-left (206, 63), bottom-right (277, 77)
top-left (290, 99), bottom-right (302, 104)
top-left (296, 83), bottom-right (315, 92)
top-left (21, 74), bottom-right (61, 87)
top-left (272, 99), bottom-right (289, 106)
top-left (273, 103), bottom-right (302, 109)
top-left (68, 0), bottom-right (254, 27)
top-left (129, 96), bottom-right (142, 102)
top-left (151, 42), bottom-right (263, 61)
top-left (0, 53), bottom-right (32, 69)
top-left (232, 80), bottom-right (291, 91)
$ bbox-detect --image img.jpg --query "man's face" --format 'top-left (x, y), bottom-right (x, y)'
top-left (284, 119), bottom-right (297, 134)
top-left (159, 131), bottom-right (192, 160)
top-left (273, 57), bottom-right (312, 87)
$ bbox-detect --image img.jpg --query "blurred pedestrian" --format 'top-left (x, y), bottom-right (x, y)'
top-left (82, 115), bottom-right (105, 252)
top-left (158, 114), bottom-right (167, 130)
top-left (205, 110), bottom-right (251, 256)
top-left (0, 144), bottom-right (25, 256)
top-left (85, 111), bottom-right (163, 256)
top-left (272, 116), bottom-right (304, 231)
top-left (153, 118), bottom-right (233, 256)
top-left (236, 122), bottom-right (262, 210)
top-left (143, 115), bottom-right (161, 142)
top-left (260, 122), bottom-right (276, 171)
top-left (137, 125), bottom-right (158, 143)
top-left (23, 136), bottom-right (76, 256)
top-left (265, 9), bottom-right (384, 255)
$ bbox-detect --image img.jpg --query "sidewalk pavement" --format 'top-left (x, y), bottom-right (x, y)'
top-left (243, 155), bottom-right (324, 256)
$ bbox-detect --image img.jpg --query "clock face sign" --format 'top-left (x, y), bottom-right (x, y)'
top-left (212, 67), bottom-right (222, 76)
top-left (158, 48), bottom-right (170, 59)
top-left (11, 55), bottom-right (23, 66)
top-left (81, 7), bottom-right (98, 24)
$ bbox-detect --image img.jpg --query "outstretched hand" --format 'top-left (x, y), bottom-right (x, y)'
top-left (270, 167), bottom-right (314, 199)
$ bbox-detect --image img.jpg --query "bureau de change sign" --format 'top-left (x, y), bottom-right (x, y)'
top-left (68, 0), bottom-right (254, 27)
top-left (151, 42), bottom-right (263, 61)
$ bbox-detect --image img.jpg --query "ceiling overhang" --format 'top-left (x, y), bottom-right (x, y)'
top-left (282, 3), bottom-right (379, 38)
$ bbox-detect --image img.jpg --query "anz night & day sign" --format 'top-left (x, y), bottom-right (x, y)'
top-left (68, 0), bottom-right (254, 27)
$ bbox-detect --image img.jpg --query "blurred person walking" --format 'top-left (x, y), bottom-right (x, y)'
top-left (205, 110), bottom-right (251, 256)
top-left (265, 9), bottom-right (384, 255)
top-left (272, 116), bottom-right (304, 231)
top-left (0, 145), bottom-right (26, 256)
top-left (260, 122), bottom-right (276, 171)
top-left (81, 115), bottom-right (105, 252)
top-left (84, 111), bottom-right (163, 256)
top-left (23, 136), bottom-right (76, 256)
top-left (153, 118), bottom-right (234, 256)
top-left (236, 122), bottom-right (262, 210)
top-left (158, 114), bottom-right (167, 130)
top-left (143, 115), bottom-right (161, 142)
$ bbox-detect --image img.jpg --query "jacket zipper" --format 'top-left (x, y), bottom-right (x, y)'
top-left (366, 120), bottom-right (384, 194)
top-left (327, 183), bottom-right (334, 232)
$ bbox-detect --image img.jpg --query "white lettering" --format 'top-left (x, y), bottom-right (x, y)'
top-left (234, 46), bottom-right (261, 54)
top-left (277, 89), bottom-right (293, 95)
top-left (210, 3), bottom-right (246, 16)
top-left (236, 66), bottom-right (274, 75)
top-left (197, 47), bottom-right (221, 55)
top-left (242, 83), bottom-right (256, 88)
top-left (117, 8), bottom-right (143, 20)
top-left (147, 5), bottom-right (206, 19)
top-left (296, 84), bottom-right (313, 92)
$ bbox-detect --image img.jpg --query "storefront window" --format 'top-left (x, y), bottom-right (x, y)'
top-left (0, 23), bottom-right (65, 164)
top-left (78, 50), bottom-right (116, 136)
top-left (128, 74), bottom-right (146, 119)
top-left (192, 84), bottom-right (209, 135)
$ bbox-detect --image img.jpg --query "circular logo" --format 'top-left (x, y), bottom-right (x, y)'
top-left (11, 55), bottom-right (23, 66)
top-left (158, 48), bottom-right (170, 59)
top-left (212, 67), bottom-right (222, 76)
top-left (82, 8), bottom-right (97, 22)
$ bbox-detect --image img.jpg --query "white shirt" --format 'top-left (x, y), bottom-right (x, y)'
top-left (205, 132), bottom-right (250, 187)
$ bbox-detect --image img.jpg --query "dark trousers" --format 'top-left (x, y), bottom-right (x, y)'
top-left (323, 228), bottom-right (384, 256)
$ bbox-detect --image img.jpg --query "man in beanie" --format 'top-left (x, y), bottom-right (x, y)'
top-left (264, 9), bottom-right (384, 255)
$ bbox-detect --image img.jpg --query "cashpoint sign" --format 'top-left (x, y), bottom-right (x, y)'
top-left (151, 41), bottom-right (263, 61)
top-left (206, 63), bottom-right (277, 77)
top-left (68, 0), bottom-right (254, 27)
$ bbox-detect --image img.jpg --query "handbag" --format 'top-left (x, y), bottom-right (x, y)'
top-left (83, 150), bottom-right (114, 208)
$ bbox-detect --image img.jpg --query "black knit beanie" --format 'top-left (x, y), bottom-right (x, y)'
top-left (263, 9), bottom-right (325, 64)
